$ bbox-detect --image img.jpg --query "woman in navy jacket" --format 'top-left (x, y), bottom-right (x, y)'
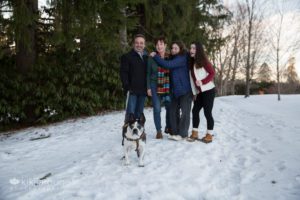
top-left (150, 41), bottom-right (192, 141)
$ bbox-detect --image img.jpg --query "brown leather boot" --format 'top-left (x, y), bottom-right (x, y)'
top-left (190, 130), bottom-right (198, 139)
top-left (201, 133), bottom-right (213, 143)
top-left (156, 131), bottom-right (163, 139)
top-left (186, 130), bottom-right (198, 142)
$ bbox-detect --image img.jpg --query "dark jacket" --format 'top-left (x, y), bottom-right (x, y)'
top-left (153, 53), bottom-right (191, 98)
top-left (120, 49), bottom-right (148, 95)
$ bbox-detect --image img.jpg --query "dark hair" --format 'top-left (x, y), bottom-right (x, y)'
top-left (190, 42), bottom-right (208, 69)
top-left (133, 34), bottom-right (146, 43)
top-left (154, 36), bottom-right (167, 45)
top-left (171, 41), bottom-right (186, 56)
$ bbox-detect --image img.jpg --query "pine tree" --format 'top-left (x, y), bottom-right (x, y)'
top-left (257, 62), bottom-right (272, 82)
top-left (140, 0), bottom-right (230, 49)
top-left (0, 0), bottom-right (231, 130)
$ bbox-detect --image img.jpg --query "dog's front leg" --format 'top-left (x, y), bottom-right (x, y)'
top-left (124, 146), bottom-right (130, 165)
top-left (138, 145), bottom-right (145, 167)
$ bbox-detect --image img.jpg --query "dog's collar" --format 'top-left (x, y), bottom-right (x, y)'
top-left (124, 137), bottom-right (139, 142)
top-left (124, 132), bottom-right (146, 142)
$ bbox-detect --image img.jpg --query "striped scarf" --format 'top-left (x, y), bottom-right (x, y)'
top-left (157, 66), bottom-right (171, 102)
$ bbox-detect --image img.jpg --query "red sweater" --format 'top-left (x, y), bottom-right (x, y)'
top-left (201, 60), bottom-right (215, 84)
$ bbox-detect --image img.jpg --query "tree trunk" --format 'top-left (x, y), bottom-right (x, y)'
top-left (136, 4), bottom-right (146, 35)
top-left (14, 0), bottom-right (38, 74)
top-left (14, 0), bottom-right (38, 123)
top-left (245, 0), bottom-right (255, 98)
top-left (276, 47), bottom-right (281, 101)
top-left (230, 41), bottom-right (239, 95)
top-left (275, 13), bottom-right (284, 101)
top-left (245, 21), bottom-right (252, 98)
top-left (218, 50), bottom-right (224, 96)
top-left (224, 60), bottom-right (232, 96)
top-left (62, 0), bottom-right (71, 57)
top-left (119, 7), bottom-right (128, 52)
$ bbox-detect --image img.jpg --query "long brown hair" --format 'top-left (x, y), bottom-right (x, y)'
top-left (190, 42), bottom-right (208, 69)
top-left (171, 41), bottom-right (186, 56)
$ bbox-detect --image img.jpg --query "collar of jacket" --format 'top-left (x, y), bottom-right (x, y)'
top-left (133, 49), bottom-right (148, 58)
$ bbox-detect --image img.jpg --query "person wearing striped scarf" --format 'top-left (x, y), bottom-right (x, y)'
top-left (147, 36), bottom-right (172, 139)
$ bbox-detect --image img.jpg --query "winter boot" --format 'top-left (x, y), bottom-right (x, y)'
top-left (190, 130), bottom-right (199, 139)
top-left (187, 130), bottom-right (198, 142)
top-left (164, 127), bottom-right (172, 135)
top-left (201, 133), bottom-right (213, 143)
top-left (156, 131), bottom-right (163, 139)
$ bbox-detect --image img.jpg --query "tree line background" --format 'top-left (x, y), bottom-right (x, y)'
top-left (0, 0), bottom-right (229, 130)
top-left (0, 0), bottom-right (299, 131)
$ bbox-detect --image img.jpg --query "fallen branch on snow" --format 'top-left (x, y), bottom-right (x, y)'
top-left (30, 134), bottom-right (51, 141)
top-left (39, 173), bottom-right (52, 180)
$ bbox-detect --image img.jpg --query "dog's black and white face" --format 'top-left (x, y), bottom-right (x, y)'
top-left (126, 121), bottom-right (145, 139)
top-left (125, 113), bottom-right (146, 140)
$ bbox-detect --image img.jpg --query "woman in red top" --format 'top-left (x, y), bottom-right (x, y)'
top-left (188, 42), bottom-right (216, 143)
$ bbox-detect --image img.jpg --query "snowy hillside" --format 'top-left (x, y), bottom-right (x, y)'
top-left (1, 95), bottom-right (300, 200)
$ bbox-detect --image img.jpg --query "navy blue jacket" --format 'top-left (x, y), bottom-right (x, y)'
top-left (153, 54), bottom-right (191, 98)
top-left (120, 49), bottom-right (148, 95)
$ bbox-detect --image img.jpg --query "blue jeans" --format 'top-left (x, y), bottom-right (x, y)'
top-left (125, 92), bottom-right (146, 122)
top-left (150, 83), bottom-right (171, 132)
top-left (170, 92), bottom-right (192, 137)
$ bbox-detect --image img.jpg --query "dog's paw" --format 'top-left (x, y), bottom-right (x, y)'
top-left (124, 161), bottom-right (130, 166)
top-left (138, 163), bottom-right (144, 167)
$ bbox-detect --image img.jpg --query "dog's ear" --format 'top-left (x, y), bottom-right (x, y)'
top-left (128, 113), bottom-right (136, 124)
top-left (138, 113), bottom-right (146, 126)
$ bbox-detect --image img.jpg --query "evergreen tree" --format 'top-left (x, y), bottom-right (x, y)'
top-left (257, 62), bottom-right (272, 82)
top-left (0, 0), bottom-right (231, 130)
top-left (141, 0), bottom-right (230, 49)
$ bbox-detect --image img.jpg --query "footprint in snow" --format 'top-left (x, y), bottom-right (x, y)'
top-left (242, 171), bottom-right (266, 184)
top-left (276, 161), bottom-right (286, 172)
top-left (251, 146), bottom-right (266, 155)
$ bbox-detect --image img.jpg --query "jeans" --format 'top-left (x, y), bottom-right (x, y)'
top-left (170, 92), bottom-right (192, 138)
top-left (150, 83), bottom-right (171, 132)
top-left (125, 92), bottom-right (146, 122)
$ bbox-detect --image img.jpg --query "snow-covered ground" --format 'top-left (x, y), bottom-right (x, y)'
top-left (1, 95), bottom-right (300, 200)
